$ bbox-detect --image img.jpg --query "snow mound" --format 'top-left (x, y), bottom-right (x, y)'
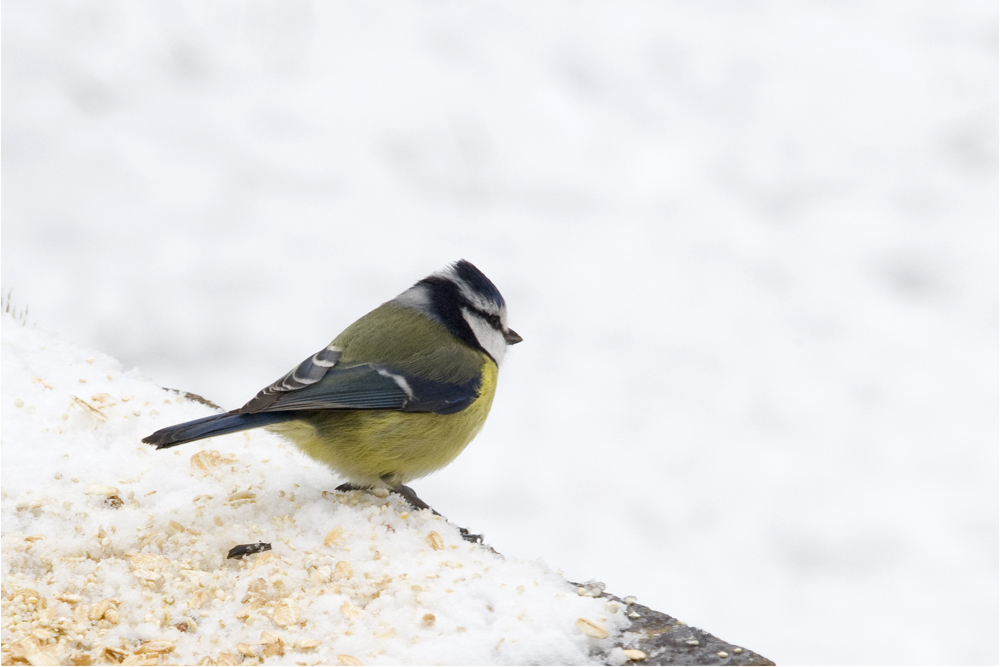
top-left (1, 314), bottom-right (627, 665)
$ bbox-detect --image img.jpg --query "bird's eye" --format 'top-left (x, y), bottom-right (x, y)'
top-left (488, 314), bottom-right (501, 329)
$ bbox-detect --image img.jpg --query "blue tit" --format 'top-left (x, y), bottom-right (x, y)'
top-left (143, 260), bottom-right (522, 510)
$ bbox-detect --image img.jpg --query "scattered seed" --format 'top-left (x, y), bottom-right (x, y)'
top-left (85, 485), bottom-right (120, 497)
top-left (136, 640), bottom-right (176, 654)
top-left (426, 531), bottom-right (444, 551)
top-left (101, 647), bottom-right (126, 662)
top-left (89, 599), bottom-right (112, 621)
top-left (130, 553), bottom-right (170, 570)
top-left (262, 641), bottom-right (284, 657)
top-left (227, 542), bottom-right (271, 560)
top-left (324, 527), bottom-right (345, 547)
top-left (252, 551), bottom-right (276, 569)
top-left (70, 395), bottom-right (105, 420)
top-left (576, 618), bottom-right (608, 639)
top-left (623, 649), bottom-right (647, 661)
top-left (227, 490), bottom-right (256, 504)
top-left (190, 450), bottom-right (223, 472)
top-left (272, 599), bottom-right (299, 627)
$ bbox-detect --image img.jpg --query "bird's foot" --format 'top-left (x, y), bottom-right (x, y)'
top-left (389, 484), bottom-right (436, 513)
top-left (458, 527), bottom-right (484, 544)
top-left (334, 483), bottom-right (484, 543)
top-left (391, 486), bottom-right (483, 543)
top-left (334, 483), bottom-right (436, 512)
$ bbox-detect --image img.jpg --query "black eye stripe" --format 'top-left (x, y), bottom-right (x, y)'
top-left (469, 307), bottom-right (502, 330)
top-left (412, 272), bottom-right (505, 364)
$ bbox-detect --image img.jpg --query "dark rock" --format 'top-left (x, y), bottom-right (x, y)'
top-left (570, 582), bottom-right (775, 666)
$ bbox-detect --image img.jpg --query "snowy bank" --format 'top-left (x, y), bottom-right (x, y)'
top-left (1, 315), bottom-right (771, 665)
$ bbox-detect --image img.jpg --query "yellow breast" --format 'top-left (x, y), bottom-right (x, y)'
top-left (266, 356), bottom-right (499, 486)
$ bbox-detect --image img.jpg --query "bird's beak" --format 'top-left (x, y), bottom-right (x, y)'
top-left (503, 328), bottom-right (523, 345)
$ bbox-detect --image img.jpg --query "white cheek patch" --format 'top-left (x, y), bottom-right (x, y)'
top-left (462, 308), bottom-right (506, 365)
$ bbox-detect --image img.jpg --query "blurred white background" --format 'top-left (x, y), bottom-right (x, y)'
top-left (2, 1), bottom-right (997, 663)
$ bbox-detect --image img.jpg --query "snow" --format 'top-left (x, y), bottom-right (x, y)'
top-left (1, 314), bottom-right (629, 665)
top-left (2, 1), bottom-right (997, 664)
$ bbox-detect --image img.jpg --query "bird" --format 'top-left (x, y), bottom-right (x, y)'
top-left (142, 260), bottom-right (522, 514)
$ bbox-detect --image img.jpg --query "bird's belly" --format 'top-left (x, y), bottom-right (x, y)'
top-left (266, 363), bottom-right (498, 486)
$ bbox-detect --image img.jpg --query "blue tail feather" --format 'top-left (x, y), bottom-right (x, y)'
top-left (142, 410), bottom-right (297, 449)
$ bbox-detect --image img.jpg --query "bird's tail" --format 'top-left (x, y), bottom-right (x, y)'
top-left (142, 410), bottom-right (297, 449)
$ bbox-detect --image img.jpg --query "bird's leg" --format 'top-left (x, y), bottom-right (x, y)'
top-left (335, 482), bottom-right (483, 543)
top-left (334, 482), bottom-right (482, 543)
top-left (391, 485), bottom-right (484, 544)
top-left (334, 482), bottom-right (436, 512)
top-left (390, 484), bottom-right (435, 512)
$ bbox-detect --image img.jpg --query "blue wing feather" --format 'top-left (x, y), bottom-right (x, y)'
top-left (243, 363), bottom-right (409, 412)
top-left (237, 336), bottom-right (484, 416)
top-left (142, 410), bottom-right (297, 449)
top-left (241, 361), bottom-right (480, 415)
top-left (397, 373), bottom-right (482, 414)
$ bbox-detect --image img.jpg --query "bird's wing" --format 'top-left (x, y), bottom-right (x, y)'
top-left (240, 342), bottom-right (344, 413)
top-left (240, 344), bottom-right (482, 416)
